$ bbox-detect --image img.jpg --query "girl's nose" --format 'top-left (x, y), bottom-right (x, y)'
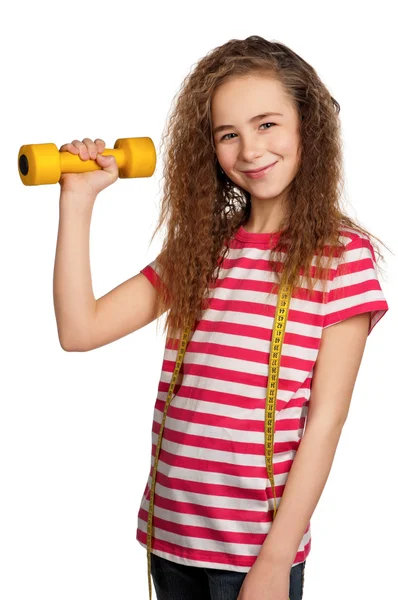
top-left (238, 140), bottom-right (264, 163)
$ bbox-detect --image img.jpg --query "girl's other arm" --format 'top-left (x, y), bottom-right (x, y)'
top-left (257, 312), bottom-right (370, 567)
top-left (237, 311), bottom-right (373, 599)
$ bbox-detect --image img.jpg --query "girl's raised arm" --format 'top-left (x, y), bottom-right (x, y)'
top-left (53, 137), bottom-right (167, 352)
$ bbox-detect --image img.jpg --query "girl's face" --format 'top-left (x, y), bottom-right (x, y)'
top-left (211, 74), bottom-right (302, 201)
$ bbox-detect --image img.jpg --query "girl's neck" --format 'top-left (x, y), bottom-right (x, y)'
top-left (244, 195), bottom-right (288, 234)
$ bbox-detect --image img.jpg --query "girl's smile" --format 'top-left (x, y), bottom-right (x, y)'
top-left (241, 160), bottom-right (278, 178)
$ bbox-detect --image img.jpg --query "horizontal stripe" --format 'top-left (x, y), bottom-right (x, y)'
top-left (218, 254), bottom-right (307, 272)
top-left (177, 340), bottom-right (316, 372)
top-left (157, 381), bottom-right (310, 409)
top-left (152, 419), bottom-right (304, 457)
top-left (150, 452), bottom-right (289, 490)
top-left (204, 297), bottom-right (325, 328)
top-left (194, 311), bottom-right (319, 350)
top-left (142, 487), bottom-right (271, 522)
top-left (213, 273), bottom-right (328, 299)
top-left (160, 360), bottom-right (306, 392)
top-left (153, 471), bottom-right (270, 502)
top-left (193, 308), bottom-right (324, 337)
top-left (154, 390), bottom-right (310, 417)
top-left (138, 515), bottom-right (268, 555)
top-left (141, 510), bottom-right (269, 544)
top-left (150, 436), bottom-right (301, 468)
top-left (328, 272), bottom-right (384, 301)
top-left (152, 410), bottom-right (306, 449)
top-left (157, 372), bottom-right (311, 406)
top-left (150, 447), bottom-right (297, 480)
top-left (137, 534), bottom-right (310, 571)
top-left (142, 480), bottom-right (282, 512)
top-left (155, 404), bottom-right (306, 436)
top-left (324, 301), bottom-right (387, 331)
top-left (191, 326), bottom-right (321, 353)
top-left (140, 500), bottom-right (271, 531)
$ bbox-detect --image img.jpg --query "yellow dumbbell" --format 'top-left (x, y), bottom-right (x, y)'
top-left (18, 137), bottom-right (156, 186)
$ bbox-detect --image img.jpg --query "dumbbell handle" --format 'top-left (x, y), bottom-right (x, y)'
top-left (59, 147), bottom-right (126, 173)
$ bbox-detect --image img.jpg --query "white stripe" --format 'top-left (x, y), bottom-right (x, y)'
top-left (210, 285), bottom-right (326, 313)
top-left (193, 308), bottom-right (323, 337)
top-left (223, 245), bottom-right (339, 269)
top-left (146, 504), bottom-right (268, 533)
top-left (215, 271), bottom-right (328, 296)
top-left (141, 479), bottom-right (281, 512)
top-left (331, 264), bottom-right (378, 287)
top-left (155, 393), bottom-right (309, 420)
top-left (190, 330), bottom-right (318, 361)
top-left (157, 371), bottom-right (305, 402)
top-left (327, 288), bottom-right (385, 314)
top-left (150, 437), bottom-right (299, 469)
top-left (165, 352), bottom-right (311, 382)
top-left (138, 516), bottom-right (269, 557)
top-left (153, 408), bottom-right (305, 445)
top-left (152, 454), bottom-right (296, 490)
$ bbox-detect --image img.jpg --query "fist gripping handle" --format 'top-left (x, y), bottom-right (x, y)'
top-left (18, 137), bottom-right (156, 186)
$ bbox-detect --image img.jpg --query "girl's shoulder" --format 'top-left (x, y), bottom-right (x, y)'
top-left (320, 224), bottom-right (378, 270)
top-left (336, 224), bottom-right (372, 248)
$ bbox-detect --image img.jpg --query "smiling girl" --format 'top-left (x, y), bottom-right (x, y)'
top-left (54, 35), bottom-right (389, 600)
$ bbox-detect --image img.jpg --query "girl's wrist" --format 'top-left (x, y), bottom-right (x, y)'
top-left (59, 190), bottom-right (97, 214)
top-left (256, 547), bottom-right (293, 571)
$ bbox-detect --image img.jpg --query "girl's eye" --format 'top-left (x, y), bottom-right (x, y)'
top-left (220, 122), bottom-right (275, 141)
top-left (259, 122), bottom-right (275, 131)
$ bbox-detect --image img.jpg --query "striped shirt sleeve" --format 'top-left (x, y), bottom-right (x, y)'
top-left (140, 257), bottom-right (163, 292)
top-left (323, 236), bottom-right (389, 334)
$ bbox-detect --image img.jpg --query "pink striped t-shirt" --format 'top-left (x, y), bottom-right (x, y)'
top-left (136, 224), bottom-right (389, 572)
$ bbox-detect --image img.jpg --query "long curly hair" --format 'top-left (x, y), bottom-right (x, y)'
top-left (148, 35), bottom-right (389, 342)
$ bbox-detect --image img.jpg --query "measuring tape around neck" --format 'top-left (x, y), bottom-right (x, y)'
top-left (146, 282), bottom-right (292, 600)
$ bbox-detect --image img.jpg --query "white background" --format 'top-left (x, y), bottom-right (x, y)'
top-left (1, 1), bottom-right (397, 599)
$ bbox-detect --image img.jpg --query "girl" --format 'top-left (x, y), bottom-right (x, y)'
top-left (54, 36), bottom-right (389, 600)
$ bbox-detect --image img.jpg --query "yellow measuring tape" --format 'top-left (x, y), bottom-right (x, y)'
top-left (146, 282), bottom-right (292, 600)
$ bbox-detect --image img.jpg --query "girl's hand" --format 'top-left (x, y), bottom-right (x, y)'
top-left (58, 137), bottom-right (119, 198)
top-left (237, 557), bottom-right (290, 600)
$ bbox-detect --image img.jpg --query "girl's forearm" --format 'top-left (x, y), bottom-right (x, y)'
top-left (258, 418), bottom-right (345, 568)
top-left (53, 192), bottom-right (97, 350)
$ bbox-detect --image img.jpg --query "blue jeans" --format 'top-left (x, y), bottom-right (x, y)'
top-left (150, 553), bottom-right (306, 600)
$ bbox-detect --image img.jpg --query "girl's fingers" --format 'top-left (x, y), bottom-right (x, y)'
top-left (94, 139), bottom-right (106, 153)
top-left (59, 138), bottom-right (106, 159)
top-left (70, 140), bottom-right (90, 159)
top-left (82, 138), bottom-right (98, 159)
top-left (59, 143), bottom-right (79, 153)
